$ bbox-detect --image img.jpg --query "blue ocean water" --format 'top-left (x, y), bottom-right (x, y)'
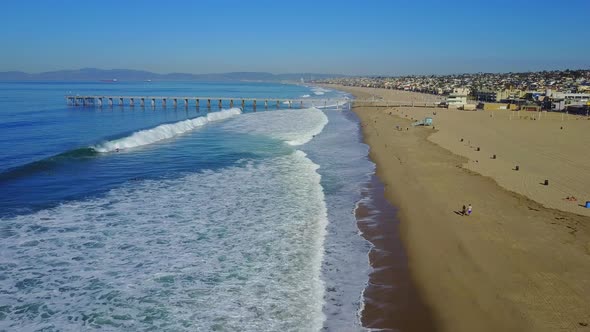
top-left (0, 81), bottom-right (372, 331)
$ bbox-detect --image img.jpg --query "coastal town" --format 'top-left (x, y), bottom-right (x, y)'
top-left (317, 69), bottom-right (590, 113)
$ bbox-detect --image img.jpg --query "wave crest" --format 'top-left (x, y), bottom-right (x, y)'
top-left (92, 108), bottom-right (241, 152)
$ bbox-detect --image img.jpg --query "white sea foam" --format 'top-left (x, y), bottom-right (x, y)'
top-left (220, 107), bottom-right (329, 146)
top-left (301, 94), bottom-right (311, 98)
top-left (92, 108), bottom-right (241, 152)
top-left (311, 87), bottom-right (331, 96)
top-left (0, 102), bottom-right (377, 331)
top-left (315, 101), bottom-right (348, 110)
top-left (0, 151), bottom-right (328, 331)
top-left (299, 109), bottom-right (374, 330)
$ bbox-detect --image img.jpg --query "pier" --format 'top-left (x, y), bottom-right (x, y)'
top-left (66, 95), bottom-right (352, 110)
top-left (66, 95), bottom-right (441, 110)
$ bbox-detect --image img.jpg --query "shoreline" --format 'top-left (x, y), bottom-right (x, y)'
top-left (331, 84), bottom-right (590, 331)
top-left (355, 173), bottom-right (436, 331)
top-left (314, 85), bottom-right (437, 330)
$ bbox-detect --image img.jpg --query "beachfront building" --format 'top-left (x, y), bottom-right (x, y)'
top-left (447, 95), bottom-right (467, 107)
top-left (474, 89), bottom-right (498, 102)
top-left (473, 89), bottom-right (524, 103)
top-left (546, 89), bottom-right (590, 111)
top-left (557, 92), bottom-right (589, 103)
top-left (446, 87), bottom-right (469, 107)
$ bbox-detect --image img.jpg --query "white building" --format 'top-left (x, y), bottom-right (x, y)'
top-left (547, 89), bottom-right (590, 111)
top-left (446, 87), bottom-right (469, 107)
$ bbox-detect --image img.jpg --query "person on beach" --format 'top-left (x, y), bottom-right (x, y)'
top-left (467, 204), bottom-right (472, 216)
top-left (461, 205), bottom-right (467, 216)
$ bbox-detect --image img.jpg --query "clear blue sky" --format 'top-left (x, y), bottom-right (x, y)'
top-left (1, 0), bottom-right (589, 75)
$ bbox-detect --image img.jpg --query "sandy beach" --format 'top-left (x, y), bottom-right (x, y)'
top-left (329, 85), bottom-right (590, 331)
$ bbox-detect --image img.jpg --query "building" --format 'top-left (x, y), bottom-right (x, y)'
top-left (474, 90), bottom-right (498, 102)
top-left (474, 89), bottom-right (523, 103)
top-left (546, 89), bottom-right (590, 111)
top-left (447, 88), bottom-right (468, 107)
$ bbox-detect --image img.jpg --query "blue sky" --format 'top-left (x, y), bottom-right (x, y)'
top-left (1, 0), bottom-right (589, 75)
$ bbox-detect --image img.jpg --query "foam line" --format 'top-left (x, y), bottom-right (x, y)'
top-left (220, 107), bottom-right (328, 147)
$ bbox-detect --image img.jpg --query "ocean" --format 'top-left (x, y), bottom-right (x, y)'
top-left (0, 81), bottom-right (374, 331)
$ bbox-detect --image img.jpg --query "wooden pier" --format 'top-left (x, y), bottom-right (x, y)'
top-left (66, 95), bottom-right (441, 110)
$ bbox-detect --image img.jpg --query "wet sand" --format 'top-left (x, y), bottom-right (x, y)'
top-left (356, 174), bottom-right (436, 331)
top-left (331, 85), bottom-right (590, 331)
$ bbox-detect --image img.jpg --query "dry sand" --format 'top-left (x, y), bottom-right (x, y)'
top-left (328, 85), bottom-right (590, 331)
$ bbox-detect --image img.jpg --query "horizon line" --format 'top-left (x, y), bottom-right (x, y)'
top-left (1, 66), bottom-right (590, 78)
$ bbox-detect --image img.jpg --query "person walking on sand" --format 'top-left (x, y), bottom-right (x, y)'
top-left (467, 204), bottom-right (472, 216)
top-left (461, 205), bottom-right (467, 216)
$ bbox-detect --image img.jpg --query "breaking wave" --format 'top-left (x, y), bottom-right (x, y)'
top-left (220, 107), bottom-right (329, 146)
top-left (93, 108), bottom-right (242, 152)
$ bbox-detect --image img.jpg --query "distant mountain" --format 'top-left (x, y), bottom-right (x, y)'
top-left (0, 68), bottom-right (347, 82)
